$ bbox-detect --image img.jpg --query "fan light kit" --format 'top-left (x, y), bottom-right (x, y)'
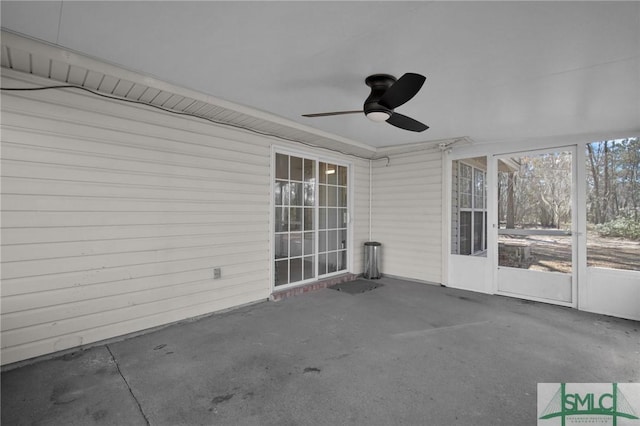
top-left (303, 73), bottom-right (429, 132)
top-left (366, 111), bottom-right (391, 122)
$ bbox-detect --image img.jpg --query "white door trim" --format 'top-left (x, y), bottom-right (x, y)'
top-left (493, 145), bottom-right (578, 308)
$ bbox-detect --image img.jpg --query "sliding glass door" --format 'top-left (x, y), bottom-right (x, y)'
top-left (274, 152), bottom-right (349, 288)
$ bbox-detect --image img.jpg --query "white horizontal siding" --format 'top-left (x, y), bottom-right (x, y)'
top-left (352, 159), bottom-right (371, 274)
top-left (1, 71), bottom-right (372, 365)
top-left (371, 150), bottom-right (443, 283)
top-left (1, 73), bottom-right (275, 365)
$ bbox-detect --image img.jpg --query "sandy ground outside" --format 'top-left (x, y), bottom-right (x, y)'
top-left (499, 232), bottom-right (639, 273)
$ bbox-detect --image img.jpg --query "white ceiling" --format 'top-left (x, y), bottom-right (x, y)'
top-left (2, 1), bottom-right (639, 149)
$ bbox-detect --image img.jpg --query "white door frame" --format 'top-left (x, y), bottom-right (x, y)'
top-left (492, 145), bottom-right (579, 308)
top-left (270, 145), bottom-right (354, 292)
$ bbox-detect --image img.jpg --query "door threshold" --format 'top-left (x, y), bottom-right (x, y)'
top-left (270, 273), bottom-right (359, 301)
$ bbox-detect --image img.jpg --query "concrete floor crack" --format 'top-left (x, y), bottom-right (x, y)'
top-left (106, 345), bottom-right (151, 426)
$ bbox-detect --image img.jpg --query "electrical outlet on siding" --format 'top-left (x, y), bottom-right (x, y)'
top-left (213, 268), bottom-right (222, 279)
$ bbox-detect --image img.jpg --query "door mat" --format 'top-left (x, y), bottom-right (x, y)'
top-left (328, 279), bottom-right (383, 295)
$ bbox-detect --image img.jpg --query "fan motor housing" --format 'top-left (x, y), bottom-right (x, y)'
top-left (364, 74), bottom-right (396, 117)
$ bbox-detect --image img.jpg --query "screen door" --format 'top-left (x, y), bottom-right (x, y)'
top-left (495, 147), bottom-right (576, 305)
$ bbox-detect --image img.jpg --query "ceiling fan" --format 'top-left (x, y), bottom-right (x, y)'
top-left (302, 73), bottom-right (429, 132)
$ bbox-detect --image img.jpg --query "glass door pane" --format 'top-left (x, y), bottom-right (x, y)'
top-left (497, 152), bottom-right (573, 273)
top-left (317, 162), bottom-right (347, 277)
top-left (274, 154), bottom-right (314, 286)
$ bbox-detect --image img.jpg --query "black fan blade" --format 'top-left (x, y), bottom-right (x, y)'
top-left (386, 112), bottom-right (429, 132)
top-left (378, 73), bottom-right (426, 109)
top-left (302, 110), bottom-right (363, 118)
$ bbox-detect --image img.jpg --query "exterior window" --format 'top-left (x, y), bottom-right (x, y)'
top-left (274, 153), bottom-right (348, 287)
top-left (452, 158), bottom-right (487, 256)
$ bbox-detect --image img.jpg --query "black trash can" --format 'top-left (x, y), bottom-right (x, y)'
top-left (364, 241), bottom-right (382, 279)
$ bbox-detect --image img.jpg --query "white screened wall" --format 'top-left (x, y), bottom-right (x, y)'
top-left (370, 150), bottom-right (443, 283)
top-left (1, 72), bottom-right (371, 365)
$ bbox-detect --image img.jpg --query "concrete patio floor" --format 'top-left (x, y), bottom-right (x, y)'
top-left (2, 277), bottom-right (639, 426)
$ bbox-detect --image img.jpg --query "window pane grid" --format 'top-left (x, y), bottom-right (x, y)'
top-left (317, 162), bottom-right (348, 275)
top-left (452, 159), bottom-right (487, 256)
top-left (275, 155), bottom-right (349, 286)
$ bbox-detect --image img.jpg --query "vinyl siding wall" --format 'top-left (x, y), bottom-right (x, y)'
top-left (351, 160), bottom-right (371, 275)
top-left (1, 72), bottom-right (370, 365)
top-left (370, 150), bottom-right (443, 283)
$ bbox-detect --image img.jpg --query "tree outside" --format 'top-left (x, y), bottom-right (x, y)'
top-left (586, 137), bottom-right (639, 271)
top-left (497, 138), bottom-right (639, 272)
